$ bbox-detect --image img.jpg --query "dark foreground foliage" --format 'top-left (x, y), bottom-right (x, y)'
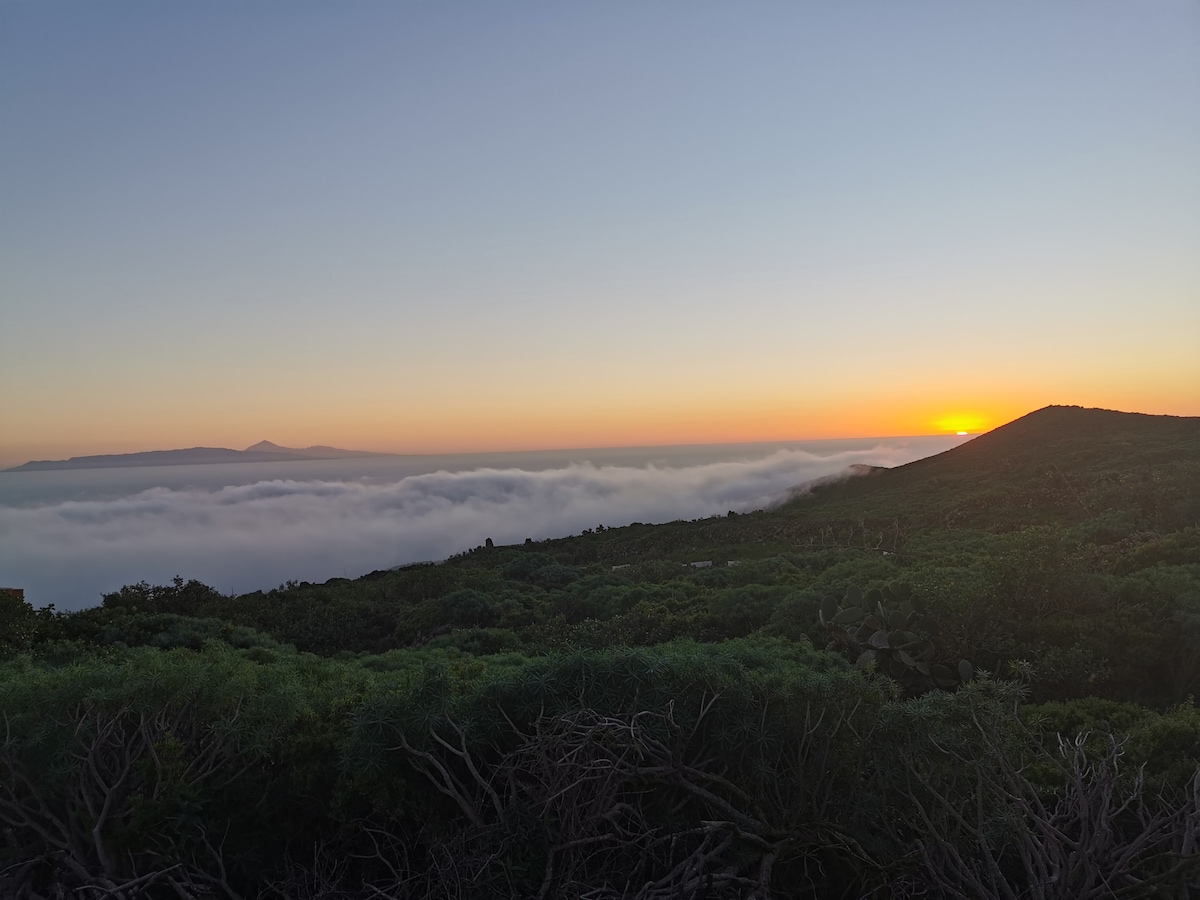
top-left (5, 644), bottom-right (1200, 898)
top-left (3, 406), bottom-right (1200, 897)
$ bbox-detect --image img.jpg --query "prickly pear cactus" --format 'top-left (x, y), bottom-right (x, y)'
top-left (819, 582), bottom-right (973, 693)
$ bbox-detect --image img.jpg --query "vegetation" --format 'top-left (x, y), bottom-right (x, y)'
top-left (2, 406), bottom-right (1199, 897)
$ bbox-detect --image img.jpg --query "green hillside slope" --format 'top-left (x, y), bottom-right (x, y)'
top-left (783, 404), bottom-right (1200, 532)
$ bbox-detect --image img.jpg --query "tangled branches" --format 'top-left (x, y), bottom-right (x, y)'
top-left (0, 701), bottom-right (245, 899)
top-left (893, 705), bottom-right (1200, 899)
top-left (371, 702), bottom-right (783, 899)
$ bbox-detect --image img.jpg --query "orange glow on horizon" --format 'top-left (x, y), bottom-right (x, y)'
top-left (6, 390), bottom-right (1197, 470)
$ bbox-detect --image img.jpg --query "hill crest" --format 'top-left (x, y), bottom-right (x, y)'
top-left (785, 404), bottom-right (1200, 531)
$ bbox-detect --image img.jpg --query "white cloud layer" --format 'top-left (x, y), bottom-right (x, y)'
top-left (1, 444), bottom-right (946, 610)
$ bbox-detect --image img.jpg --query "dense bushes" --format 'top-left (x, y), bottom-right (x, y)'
top-left (0, 647), bottom-right (326, 896)
top-left (5, 640), bottom-right (1198, 897)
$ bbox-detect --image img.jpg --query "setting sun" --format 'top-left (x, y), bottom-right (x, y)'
top-left (934, 413), bottom-right (988, 435)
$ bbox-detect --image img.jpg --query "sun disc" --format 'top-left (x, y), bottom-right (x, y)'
top-left (934, 413), bottom-right (986, 434)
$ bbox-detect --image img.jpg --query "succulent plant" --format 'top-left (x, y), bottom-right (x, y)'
top-left (819, 581), bottom-right (972, 693)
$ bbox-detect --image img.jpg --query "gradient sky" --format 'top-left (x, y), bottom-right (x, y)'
top-left (2, 1), bottom-right (1198, 468)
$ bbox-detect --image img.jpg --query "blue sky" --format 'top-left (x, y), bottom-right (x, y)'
top-left (2, 1), bottom-right (1197, 465)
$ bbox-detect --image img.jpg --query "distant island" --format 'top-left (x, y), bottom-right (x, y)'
top-left (2, 440), bottom-right (396, 472)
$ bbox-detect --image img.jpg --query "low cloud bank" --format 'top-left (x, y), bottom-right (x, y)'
top-left (2, 444), bottom-right (938, 610)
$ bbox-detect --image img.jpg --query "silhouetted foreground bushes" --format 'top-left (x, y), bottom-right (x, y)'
top-left (3, 638), bottom-right (1200, 898)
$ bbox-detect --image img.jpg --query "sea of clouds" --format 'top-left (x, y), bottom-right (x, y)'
top-left (0, 442), bottom-right (960, 610)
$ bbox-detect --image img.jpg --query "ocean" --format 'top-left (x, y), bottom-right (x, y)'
top-left (0, 435), bottom-right (971, 610)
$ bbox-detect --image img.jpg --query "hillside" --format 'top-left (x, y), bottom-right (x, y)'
top-left (508, 405), bottom-right (1199, 570)
top-left (769, 405), bottom-right (1200, 532)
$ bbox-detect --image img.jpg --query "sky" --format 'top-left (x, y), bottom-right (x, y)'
top-left (2, 1), bottom-right (1198, 468)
